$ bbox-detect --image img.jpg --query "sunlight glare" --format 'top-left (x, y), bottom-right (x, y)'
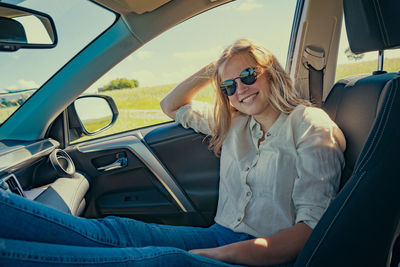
top-left (254, 238), bottom-right (269, 248)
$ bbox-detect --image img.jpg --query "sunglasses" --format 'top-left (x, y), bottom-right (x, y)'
top-left (220, 67), bottom-right (258, 96)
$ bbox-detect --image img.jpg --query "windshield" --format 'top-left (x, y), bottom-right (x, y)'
top-left (0, 0), bottom-right (116, 124)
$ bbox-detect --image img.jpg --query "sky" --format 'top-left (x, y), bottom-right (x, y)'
top-left (0, 0), bottom-right (115, 92)
top-left (1, 0), bottom-right (400, 93)
top-left (87, 0), bottom-right (299, 90)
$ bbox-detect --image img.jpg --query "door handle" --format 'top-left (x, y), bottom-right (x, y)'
top-left (97, 157), bottom-right (127, 172)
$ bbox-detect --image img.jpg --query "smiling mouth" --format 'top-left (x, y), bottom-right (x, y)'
top-left (241, 92), bottom-right (258, 103)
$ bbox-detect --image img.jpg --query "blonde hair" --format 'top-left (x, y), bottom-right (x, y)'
top-left (208, 39), bottom-right (311, 155)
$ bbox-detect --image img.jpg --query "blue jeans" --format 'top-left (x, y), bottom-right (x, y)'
top-left (0, 189), bottom-right (254, 266)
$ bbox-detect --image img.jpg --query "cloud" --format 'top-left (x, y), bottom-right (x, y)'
top-left (7, 80), bottom-right (39, 91)
top-left (236, 0), bottom-right (263, 11)
top-left (6, 85), bottom-right (17, 90)
top-left (173, 46), bottom-right (223, 61)
top-left (18, 79), bottom-right (39, 89)
top-left (132, 66), bottom-right (199, 87)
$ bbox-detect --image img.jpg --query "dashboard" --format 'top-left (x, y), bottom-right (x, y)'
top-left (0, 139), bottom-right (89, 216)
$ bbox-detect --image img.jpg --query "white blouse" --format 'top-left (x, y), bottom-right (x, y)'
top-left (176, 102), bottom-right (345, 237)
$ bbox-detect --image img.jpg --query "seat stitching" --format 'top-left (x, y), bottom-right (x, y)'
top-left (306, 171), bottom-right (366, 265)
top-left (359, 79), bottom-right (397, 170)
top-left (352, 79), bottom-right (394, 172)
top-left (69, 175), bottom-right (86, 214)
top-left (376, 0), bottom-right (390, 46)
top-left (372, 0), bottom-right (389, 46)
top-left (357, 79), bottom-right (397, 172)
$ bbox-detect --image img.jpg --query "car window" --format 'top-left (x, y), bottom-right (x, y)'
top-left (0, 0), bottom-right (116, 125)
top-left (336, 18), bottom-right (400, 82)
top-left (74, 0), bottom-right (297, 143)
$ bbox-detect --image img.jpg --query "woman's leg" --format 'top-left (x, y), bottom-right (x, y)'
top-left (0, 238), bottom-right (242, 267)
top-left (0, 190), bottom-right (253, 250)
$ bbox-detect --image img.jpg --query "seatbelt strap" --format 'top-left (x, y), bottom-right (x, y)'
top-left (308, 64), bottom-right (324, 107)
top-left (302, 46), bottom-right (325, 107)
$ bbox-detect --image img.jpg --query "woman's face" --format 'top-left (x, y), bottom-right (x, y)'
top-left (221, 53), bottom-right (274, 120)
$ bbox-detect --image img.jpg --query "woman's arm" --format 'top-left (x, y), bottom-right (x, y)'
top-left (190, 222), bottom-right (312, 266)
top-left (160, 64), bottom-right (214, 120)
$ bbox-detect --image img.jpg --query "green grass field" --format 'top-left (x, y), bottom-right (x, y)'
top-left (83, 117), bottom-right (113, 133)
top-left (335, 57), bottom-right (400, 81)
top-left (0, 106), bottom-right (18, 123)
top-left (89, 58), bottom-right (400, 141)
top-left (74, 83), bottom-right (216, 142)
top-left (2, 58), bottom-right (400, 143)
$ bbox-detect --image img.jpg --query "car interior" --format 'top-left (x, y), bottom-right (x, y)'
top-left (0, 0), bottom-right (399, 266)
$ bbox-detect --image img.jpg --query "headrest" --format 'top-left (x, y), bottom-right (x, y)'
top-left (343, 0), bottom-right (400, 54)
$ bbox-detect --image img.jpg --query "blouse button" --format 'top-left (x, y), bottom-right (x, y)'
top-left (246, 191), bottom-right (252, 197)
top-left (244, 167), bottom-right (250, 172)
top-left (237, 217), bottom-right (242, 222)
top-left (266, 132), bottom-right (271, 137)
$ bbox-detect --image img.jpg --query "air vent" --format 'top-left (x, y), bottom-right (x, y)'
top-left (1, 174), bottom-right (25, 197)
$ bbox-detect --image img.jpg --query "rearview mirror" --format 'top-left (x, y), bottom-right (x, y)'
top-left (0, 2), bottom-right (57, 52)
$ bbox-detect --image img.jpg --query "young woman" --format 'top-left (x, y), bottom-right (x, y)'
top-left (0, 39), bottom-right (345, 266)
top-left (161, 38), bottom-right (345, 265)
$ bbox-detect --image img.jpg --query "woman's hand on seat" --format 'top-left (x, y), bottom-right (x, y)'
top-left (190, 222), bottom-right (312, 266)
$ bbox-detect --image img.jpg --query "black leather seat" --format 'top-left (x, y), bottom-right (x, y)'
top-left (323, 72), bottom-right (400, 189)
top-left (295, 0), bottom-right (400, 266)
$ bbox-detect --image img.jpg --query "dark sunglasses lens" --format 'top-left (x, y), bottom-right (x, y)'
top-left (220, 80), bottom-right (236, 96)
top-left (240, 68), bottom-right (257, 85)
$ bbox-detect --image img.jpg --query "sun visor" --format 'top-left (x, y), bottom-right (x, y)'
top-left (344, 0), bottom-right (400, 54)
top-left (94, 0), bottom-right (172, 15)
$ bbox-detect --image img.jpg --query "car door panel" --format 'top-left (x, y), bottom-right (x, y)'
top-left (67, 123), bottom-right (220, 226)
top-left (67, 142), bottom-right (187, 224)
top-left (145, 123), bottom-right (220, 224)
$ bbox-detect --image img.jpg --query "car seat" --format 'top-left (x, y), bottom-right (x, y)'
top-left (294, 0), bottom-right (400, 266)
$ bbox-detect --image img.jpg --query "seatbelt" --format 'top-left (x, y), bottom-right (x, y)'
top-left (302, 46), bottom-right (325, 107)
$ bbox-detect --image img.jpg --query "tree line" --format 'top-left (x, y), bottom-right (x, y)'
top-left (98, 78), bottom-right (139, 92)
